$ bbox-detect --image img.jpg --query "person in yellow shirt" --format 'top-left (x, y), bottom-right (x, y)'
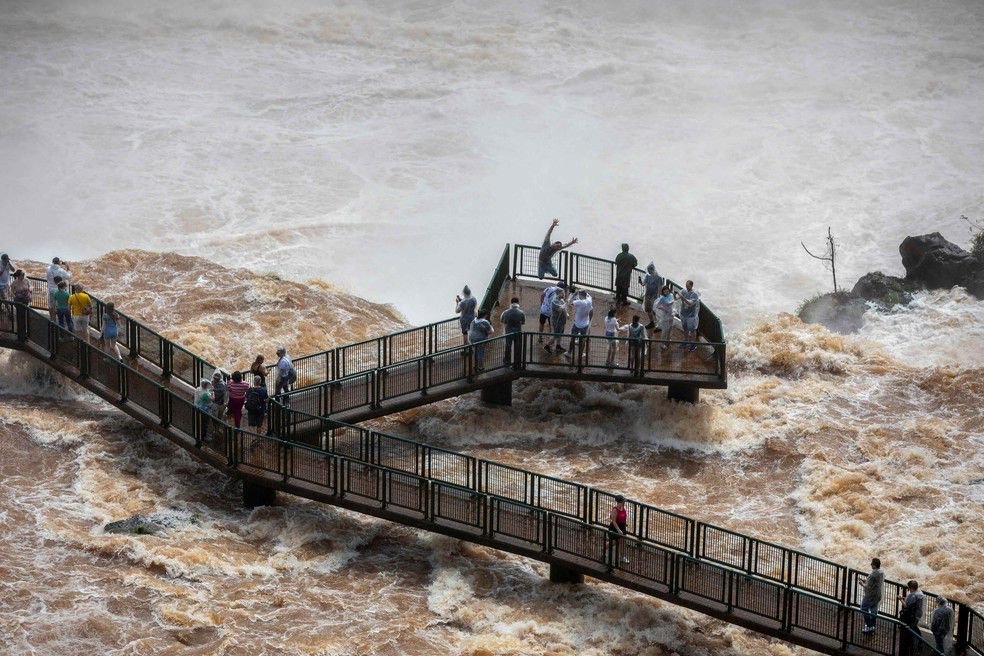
top-left (68, 284), bottom-right (93, 343)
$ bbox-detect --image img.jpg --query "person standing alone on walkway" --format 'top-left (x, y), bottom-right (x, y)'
top-left (500, 297), bottom-right (525, 367)
top-left (538, 218), bottom-right (577, 279)
top-left (455, 286), bottom-right (477, 345)
top-left (609, 494), bottom-right (630, 564)
top-left (614, 244), bottom-right (637, 306)
top-left (859, 557), bottom-right (884, 633)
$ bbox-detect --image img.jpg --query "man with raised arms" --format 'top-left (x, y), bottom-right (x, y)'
top-left (538, 218), bottom-right (577, 279)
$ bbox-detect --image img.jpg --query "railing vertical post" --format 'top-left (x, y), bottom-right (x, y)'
top-left (283, 441), bottom-right (290, 482)
top-left (159, 387), bottom-right (170, 427)
top-left (161, 341), bottom-right (172, 379)
top-left (955, 603), bottom-right (970, 653)
top-left (127, 320), bottom-right (139, 360)
top-left (78, 341), bottom-right (89, 379)
top-left (15, 304), bottom-right (27, 341)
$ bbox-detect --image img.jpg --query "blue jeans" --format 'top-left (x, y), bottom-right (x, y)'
top-left (504, 332), bottom-right (521, 365)
top-left (568, 325), bottom-right (588, 353)
top-left (56, 308), bottom-right (73, 332)
top-left (860, 600), bottom-right (878, 629)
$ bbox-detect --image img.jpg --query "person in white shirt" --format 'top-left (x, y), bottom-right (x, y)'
top-left (538, 282), bottom-right (566, 342)
top-left (46, 257), bottom-right (71, 320)
top-left (566, 289), bottom-right (593, 364)
top-left (604, 308), bottom-right (629, 368)
top-left (274, 346), bottom-right (294, 397)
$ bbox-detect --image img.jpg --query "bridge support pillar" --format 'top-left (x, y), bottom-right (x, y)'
top-left (243, 481), bottom-right (276, 508)
top-left (667, 383), bottom-right (699, 404)
top-left (549, 563), bottom-right (584, 584)
top-left (480, 380), bottom-right (512, 406)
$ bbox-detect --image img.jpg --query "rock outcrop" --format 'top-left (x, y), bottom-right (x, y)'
top-left (104, 515), bottom-right (165, 535)
top-left (900, 232), bottom-right (983, 295)
top-left (798, 292), bottom-right (868, 334)
top-left (851, 271), bottom-right (916, 308)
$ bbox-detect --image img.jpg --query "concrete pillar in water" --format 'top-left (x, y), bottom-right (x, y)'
top-left (549, 563), bottom-right (584, 584)
top-left (243, 481), bottom-right (276, 508)
top-left (480, 380), bottom-right (512, 406)
top-left (667, 383), bottom-right (699, 404)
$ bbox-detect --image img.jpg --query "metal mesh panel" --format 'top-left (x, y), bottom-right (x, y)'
top-left (570, 254), bottom-right (612, 292)
top-left (240, 432), bottom-right (283, 474)
top-left (27, 278), bottom-right (49, 311)
top-left (330, 375), bottom-right (372, 413)
top-left (733, 575), bottom-right (784, 621)
top-left (127, 370), bottom-right (160, 416)
top-left (433, 484), bottom-right (483, 529)
top-left (379, 361), bottom-right (422, 400)
top-left (751, 541), bottom-right (788, 583)
top-left (290, 446), bottom-right (335, 489)
top-left (793, 552), bottom-right (843, 600)
top-left (620, 541), bottom-right (673, 586)
top-left (679, 558), bottom-right (728, 604)
top-left (491, 499), bottom-right (544, 546)
top-left (328, 425), bottom-right (367, 461)
top-left (137, 325), bottom-right (163, 367)
top-left (343, 460), bottom-right (381, 500)
top-left (384, 471), bottom-right (424, 513)
top-left (292, 352), bottom-right (330, 389)
top-left (514, 245), bottom-right (544, 278)
top-left (53, 331), bottom-right (80, 368)
top-left (375, 433), bottom-right (420, 475)
top-left (27, 311), bottom-right (52, 354)
top-left (970, 610), bottom-right (983, 654)
top-left (285, 387), bottom-right (322, 417)
top-left (431, 319), bottom-right (460, 352)
top-left (550, 515), bottom-right (606, 563)
top-left (338, 339), bottom-right (380, 378)
top-left (0, 303), bottom-right (15, 333)
top-left (386, 327), bottom-right (427, 365)
top-left (700, 524), bottom-right (749, 569)
top-left (427, 350), bottom-right (468, 387)
top-left (88, 352), bottom-right (121, 395)
top-left (482, 462), bottom-right (530, 504)
top-left (843, 608), bottom-right (898, 656)
top-left (790, 591), bottom-right (842, 640)
top-left (642, 507), bottom-right (692, 553)
top-left (171, 345), bottom-right (197, 386)
top-left (170, 397), bottom-right (196, 438)
top-left (535, 476), bottom-right (584, 519)
top-left (425, 447), bottom-right (473, 488)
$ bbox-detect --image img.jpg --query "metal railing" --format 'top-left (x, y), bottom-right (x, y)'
top-left (0, 302), bottom-right (976, 656)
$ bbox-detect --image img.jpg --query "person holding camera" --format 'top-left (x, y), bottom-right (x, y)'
top-left (455, 285), bottom-right (477, 345)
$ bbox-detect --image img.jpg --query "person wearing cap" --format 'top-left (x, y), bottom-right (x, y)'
top-left (538, 281), bottom-right (566, 342)
top-left (931, 596), bottom-right (953, 653)
top-left (0, 254), bottom-right (14, 301)
top-left (537, 218), bottom-right (577, 279)
top-left (455, 285), bottom-right (477, 345)
top-left (614, 244), bottom-right (637, 306)
top-left (609, 494), bottom-right (630, 564)
top-left (46, 257), bottom-right (71, 320)
top-left (68, 283), bottom-right (93, 342)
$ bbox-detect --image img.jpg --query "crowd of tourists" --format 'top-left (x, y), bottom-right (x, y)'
top-left (453, 219), bottom-right (703, 371)
top-left (1, 252), bottom-right (299, 433)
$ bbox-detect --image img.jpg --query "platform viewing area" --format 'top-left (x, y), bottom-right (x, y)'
top-left (0, 244), bottom-right (978, 656)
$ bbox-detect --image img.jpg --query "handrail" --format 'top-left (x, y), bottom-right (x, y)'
top-left (0, 300), bottom-right (973, 656)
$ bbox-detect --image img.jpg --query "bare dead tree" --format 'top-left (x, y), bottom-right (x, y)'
top-left (801, 227), bottom-right (838, 292)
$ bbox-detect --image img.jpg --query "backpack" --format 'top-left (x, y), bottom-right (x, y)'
top-left (244, 389), bottom-right (265, 413)
top-left (287, 365), bottom-right (297, 385)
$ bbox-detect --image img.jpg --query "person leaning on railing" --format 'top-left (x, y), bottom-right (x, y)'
top-left (858, 557), bottom-right (884, 634)
top-left (10, 270), bottom-right (31, 305)
top-left (898, 580), bottom-right (926, 656)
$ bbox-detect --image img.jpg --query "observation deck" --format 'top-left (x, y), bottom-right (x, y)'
top-left (0, 246), bottom-right (977, 656)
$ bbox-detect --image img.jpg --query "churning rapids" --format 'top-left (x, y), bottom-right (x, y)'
top-left (1, 1), bottom-right (983, 655)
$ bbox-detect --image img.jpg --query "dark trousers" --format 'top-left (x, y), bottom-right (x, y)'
top-left (504, 332), bottom-right (521, 365)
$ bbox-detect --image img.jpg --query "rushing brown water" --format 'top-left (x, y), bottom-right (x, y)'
top-left (1, 252), bottom-right (982, 656)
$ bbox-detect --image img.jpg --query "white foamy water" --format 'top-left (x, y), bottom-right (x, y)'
top-left (2, 0), bottom-right (983, 324)
top-left (2, 2), bottom-right (984, 655)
